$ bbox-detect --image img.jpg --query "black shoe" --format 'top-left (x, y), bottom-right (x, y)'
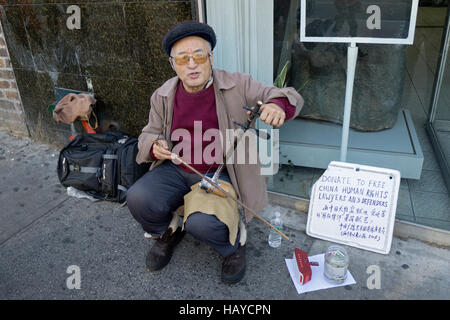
top-left (221, 244), bottom-right (246, 284)
top-left (146, 227), bottom-right (185, 272)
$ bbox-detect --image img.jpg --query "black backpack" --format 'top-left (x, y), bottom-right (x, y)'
top-left (57, 131), bottom-right (150, 203)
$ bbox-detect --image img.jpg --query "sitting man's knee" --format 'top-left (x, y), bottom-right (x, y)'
top-left (127, 183), bottom-right (170, 219)
top-left (126, 183), bottom-right (146, 209)
top-left (185, 212), bottom-right (228, 240)
top-left (184, 212), bottom-right (210, 238)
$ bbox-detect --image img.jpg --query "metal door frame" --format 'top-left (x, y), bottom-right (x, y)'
top-left (427, 2), bottom-right (450, 192)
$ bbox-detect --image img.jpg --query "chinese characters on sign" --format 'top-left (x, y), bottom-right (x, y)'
top-left (316, 175), bottom-right (389, 243)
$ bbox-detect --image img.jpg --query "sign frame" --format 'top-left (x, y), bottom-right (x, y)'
top-left (306, 161), bottom-right (401, 255)
top-left (300, 0), bottom-right (419, 45)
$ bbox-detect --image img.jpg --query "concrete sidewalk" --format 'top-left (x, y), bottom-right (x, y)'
top-left (0, 130), bottom-right (449, 300)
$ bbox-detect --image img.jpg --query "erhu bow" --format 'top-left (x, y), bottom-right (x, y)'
top-left (198, 100), bottom-right (269, 197)
top-left (152, 100), bottom-right (291, 242)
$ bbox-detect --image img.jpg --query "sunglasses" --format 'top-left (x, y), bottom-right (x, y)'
top-left (170, 52), bottom-right (210, 66)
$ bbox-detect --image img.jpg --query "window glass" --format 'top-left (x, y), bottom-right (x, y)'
top-left (274, 0), bottom-right (415, 132)
top-left (304, 0), bottom-right (412, 39)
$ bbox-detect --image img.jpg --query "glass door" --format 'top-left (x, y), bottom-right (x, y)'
top-left (428, 2), bottom-right (450, 192)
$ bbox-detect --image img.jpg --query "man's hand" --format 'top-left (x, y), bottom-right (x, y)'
top-left (152, 139), bottom-right (173, 160)
top-left (248, 103), bottom-right (286, 127)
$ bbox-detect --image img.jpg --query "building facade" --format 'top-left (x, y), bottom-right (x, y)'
top-left (0, 0), bottom-right (448, 231)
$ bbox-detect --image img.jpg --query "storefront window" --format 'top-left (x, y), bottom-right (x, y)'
top-left (274, 0), bottom-right (412, 132)
top-left (271, 1), bottom-right (450, 231)
top-left (428, 6), bottom-right (450, 192)
top-left (431, 43), bottom-right (450, 154)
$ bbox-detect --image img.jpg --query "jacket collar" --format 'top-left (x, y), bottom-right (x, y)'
top-left (212, 69), bottom-right (236, 90)
top-left (157, 76), bottom-right (179, 97)
top-left (157, 69), bottom-right (235, 97)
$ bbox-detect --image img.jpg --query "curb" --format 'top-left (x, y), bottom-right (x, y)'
top-left (267, 191), bottom-right (450, 248)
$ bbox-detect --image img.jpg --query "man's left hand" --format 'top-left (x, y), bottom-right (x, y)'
top-left (252, 103), bottom-right (286, 127)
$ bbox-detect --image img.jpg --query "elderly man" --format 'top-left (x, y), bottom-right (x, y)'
top-left (127, 21), bottom-right (303, 284)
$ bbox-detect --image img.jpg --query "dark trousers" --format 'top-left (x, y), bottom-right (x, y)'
top-left (127, 160), bottom-right (240, 257)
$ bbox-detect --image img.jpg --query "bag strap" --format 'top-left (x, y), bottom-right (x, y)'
top-left (69, 165), bottom-right (101, 174)
top-left (117, 185), bottom-right (128, 192)
top-left (117, 185), bottom-right (128, 207)
top-left (102, 154), bottom-right (118, 160)
top-left (82, 110), bottom-right (98, 130)
top-left (90, 110), bottom-right (98, 130)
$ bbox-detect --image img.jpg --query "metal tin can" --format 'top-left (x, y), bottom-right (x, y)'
top-left (324, 245), bottom-right (349, 284)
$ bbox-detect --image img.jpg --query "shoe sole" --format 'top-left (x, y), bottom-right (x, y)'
top-left (221, 268), bottom-right (246, 284)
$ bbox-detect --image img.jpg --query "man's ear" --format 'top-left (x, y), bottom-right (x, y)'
top-left (169, 58), bottom-right (175, 70)
top-left (209, 52), bottom-right (214, 66)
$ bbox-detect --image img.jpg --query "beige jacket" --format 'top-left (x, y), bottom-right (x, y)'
top-left (136, 69), bottom-right (304, 222)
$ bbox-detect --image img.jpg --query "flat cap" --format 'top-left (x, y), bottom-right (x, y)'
top-left (162, 21), bottom-right (216, 56)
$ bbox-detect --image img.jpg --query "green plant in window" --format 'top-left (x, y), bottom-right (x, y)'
top-left (273, 60), bottom-right (311, 180)
top-left (274, 60), bottom-right (311, 92)
top-left (274, 61), bottom-right (290, 88)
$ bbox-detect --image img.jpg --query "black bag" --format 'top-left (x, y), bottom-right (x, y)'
top-left (57, 131), bottom-right (149, 203)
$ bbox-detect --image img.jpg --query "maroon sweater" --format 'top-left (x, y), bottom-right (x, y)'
top-left (151, 82), bottom-right (296, 173)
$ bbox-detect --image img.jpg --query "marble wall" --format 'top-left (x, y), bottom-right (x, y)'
top-left (0, 0), bottom-right (195, 146)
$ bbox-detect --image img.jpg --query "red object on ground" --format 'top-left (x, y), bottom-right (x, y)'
top-left (294, 248), bottom-right (312, 285)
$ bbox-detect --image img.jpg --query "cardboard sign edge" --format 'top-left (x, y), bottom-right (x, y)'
top-left (306, 161), bottom-right (401, 255)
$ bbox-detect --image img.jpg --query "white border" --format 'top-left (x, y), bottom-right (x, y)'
top-left (300, 0), bottom-right (419, 45)
top-left (306, 161), bottom-right (401, 255)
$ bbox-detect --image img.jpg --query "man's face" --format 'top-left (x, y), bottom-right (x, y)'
top-left (170, 36), bottom-right (213, 93)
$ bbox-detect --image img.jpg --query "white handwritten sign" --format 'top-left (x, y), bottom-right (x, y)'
top-left (307, 161), bottom-right (400, 254)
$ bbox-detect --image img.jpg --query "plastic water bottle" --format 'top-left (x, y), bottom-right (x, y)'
top-left (268, 211), bottom-right (283, 248)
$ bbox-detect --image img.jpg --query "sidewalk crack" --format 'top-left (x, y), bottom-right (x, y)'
top-left (0, 197), bottom-right (69, 249)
